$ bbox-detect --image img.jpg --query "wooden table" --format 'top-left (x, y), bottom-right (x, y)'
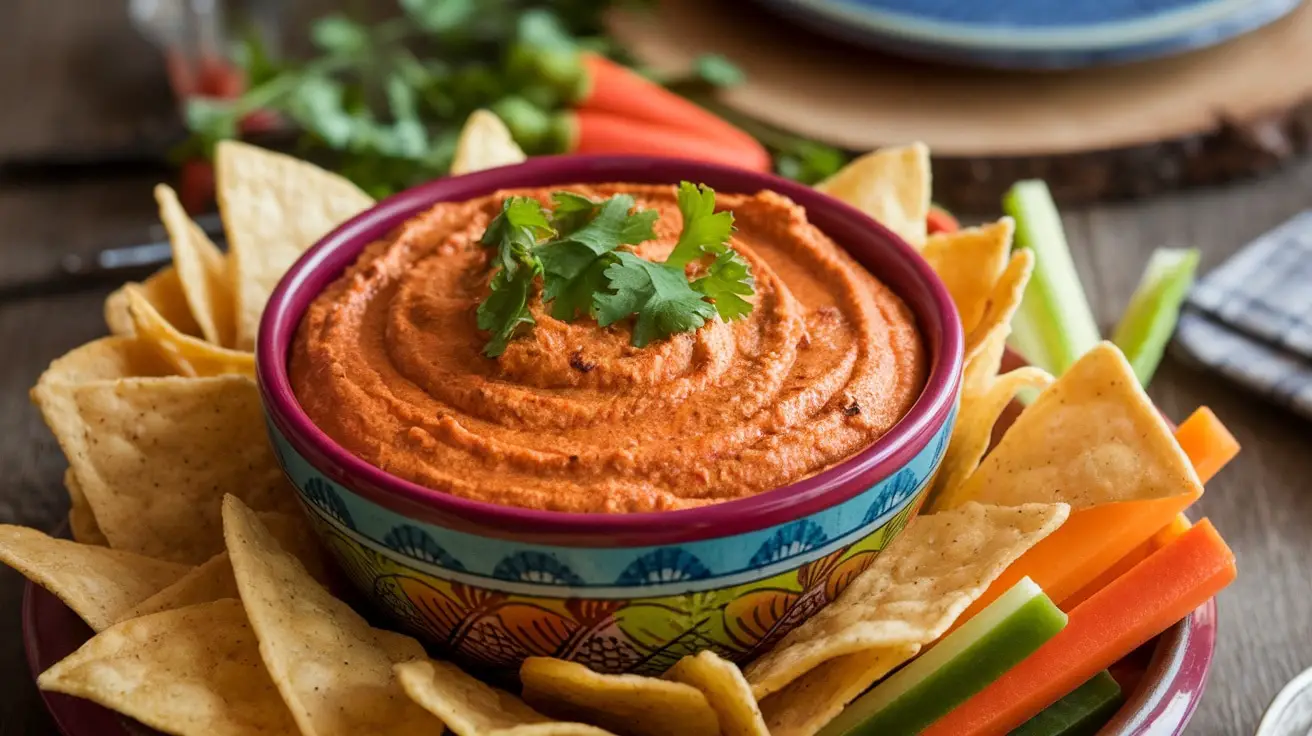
top-left (0, 2), bottom-right (1309, 734)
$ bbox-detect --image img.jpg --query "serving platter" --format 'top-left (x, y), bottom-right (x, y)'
top-left (21, 573), bottom-right (1216, 736)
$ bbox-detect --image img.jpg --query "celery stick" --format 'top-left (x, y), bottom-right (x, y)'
top-left (1111, 248), bottom-right (1199, 387)
top-left (1003, 181), bottom-right (1101, 376)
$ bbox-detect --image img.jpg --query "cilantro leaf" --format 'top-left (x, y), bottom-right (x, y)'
top-left (538, 194), bottom-right (657, 320)
top-left (477, 197), bottom-right (552, 356)
top-left (665, 181), bottom-right (735, 268)
top-left (692, 245), bottom-right (755, 320)
top-left (595, 252), bottom-right (717, 347)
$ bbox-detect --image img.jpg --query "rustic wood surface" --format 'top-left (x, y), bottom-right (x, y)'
top-left (0, 1), bottom-right (1309, 734)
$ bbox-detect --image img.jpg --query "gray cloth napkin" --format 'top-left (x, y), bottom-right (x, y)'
top-left (1172, 211), bottom-right (1312, 420)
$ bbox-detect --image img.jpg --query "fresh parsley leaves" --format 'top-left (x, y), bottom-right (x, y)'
top-left (476, 197), bottom-right (553, 356)
top-left (476, 183), bottom-right (754, 356)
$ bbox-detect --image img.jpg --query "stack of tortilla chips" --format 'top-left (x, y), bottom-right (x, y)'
top-left (0, 112), bottom-right (1229, 736)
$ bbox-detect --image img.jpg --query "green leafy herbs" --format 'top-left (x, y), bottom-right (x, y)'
top-left (476, 197), bottom-right (553, 356)
top-left (182, 1), bottom-right (853, 195)
top-left (476, 182), bottom-right (753, 356)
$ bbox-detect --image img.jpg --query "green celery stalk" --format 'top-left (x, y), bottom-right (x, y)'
top-left (1111, 248), bottom-right (1200, 387)
top-left (1002, 181), bottom-right (1102, 376)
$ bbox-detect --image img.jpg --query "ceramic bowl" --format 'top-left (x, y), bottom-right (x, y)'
top-left (254, 155), bottom-right (963, 674)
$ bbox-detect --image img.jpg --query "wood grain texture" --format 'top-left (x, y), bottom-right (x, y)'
top-left (0, 1), bottom-right (1309, 734)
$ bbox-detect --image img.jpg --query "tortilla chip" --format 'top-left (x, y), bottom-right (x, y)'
top-left (815, 143), bottom-right (930, 249)
top-left (126, 285), bottom-right (255, 378)
top-left (120, 511), bottom-right (327, 623)
top-left (119, 551), bottom-right (237, 623)
top-left (928, 367), bottom-right (1055, 513)
top-left (216, 140), bottom-right (374, 349)
top-left (64, 470), bottom-right (107, 546)
top-left (757, 644), bottom-right (920, 736)
top-left (36, 336), bottom-right (175, 385)
top-left (520, 657), bottom-right (720, 736)
top-left (954, 342), bottom-right (1203, 510)
top-left (156, 184), bottom-right (236, 347)
top-left (105, 266), bottom-right (201, 339)
top-left (743, 501), bottom-right (1069, 700)
top-left (963, 322), bottom-right (1010, 398)
top-left (0, 525), bottom-right (189, 631)
top-left (39, 599), bottom-right (299, 736)
top-left (397, 659), bottom-right (614, 736)
top-left (33, 374), bottom-right (295, 564)
top-left (451, 109), bottom-right (528, 176)
top-left (222, 495), bottom-right (444, 736)
top-left (921, 219), bottom-right (1013, 335)
top-left (965, 248), bottom-right (1033, 363)
top-left (665, 651), bottom-right (769, 736)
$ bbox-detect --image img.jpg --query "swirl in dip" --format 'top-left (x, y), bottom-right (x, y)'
top-left (291, 184), bottom-right (926, 513)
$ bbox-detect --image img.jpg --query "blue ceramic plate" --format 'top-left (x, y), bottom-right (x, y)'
top-left (754, 0), bottom-right (1304, 68)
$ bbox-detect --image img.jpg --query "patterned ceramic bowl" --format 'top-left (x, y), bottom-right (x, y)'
top-left (255, 156), bottom-right (963, 675)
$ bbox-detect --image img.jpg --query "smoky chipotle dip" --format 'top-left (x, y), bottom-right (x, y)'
top-left (290, 184), bottom-right (926, 513)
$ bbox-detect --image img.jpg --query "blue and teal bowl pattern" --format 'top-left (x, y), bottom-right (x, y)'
top-left (269, 416), bottom-right (952, 674)
top-left (256, 155), bottom-right (964, 674)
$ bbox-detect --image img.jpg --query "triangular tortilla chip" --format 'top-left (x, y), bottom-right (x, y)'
top-left (125, 285), bottom-right (255, 378)
top-left (35, 335), bottom-right (174, 386)
top-left (222, 495), bottom-right (444, 736)
top-left (758, 644), bottom-right (919, 736)
top-left (521, 657), bottom-right (720, 736)
top-left (744, 502), bottom-right (1069, 700)
top-left (396, 659), bottom-right (614, 736)
top-left (0, 525), bottom-right (189, 631)
top-left (921, 219), bottom-right (1013, 336)
top-left (927, 367), bottom-right (1055, 513)
top-left (104, 266), bottom-right (201, 339)
top-left (33, 375), bottom-right (295, 564)
top-left (955, 342), bottom-right (1203, 510)
top-left (665, 651), bottom-right (769, 736)
top-left (815, 143), bottom-right (930, 249)
top-left (121, 511), bottom-right (328, 622)
top-left (964, 248), bottom-right (1033, 363)
top-left (962, 322), bottom-right (1010, 398)
top-left (64, 469), bottom-right (107, 546)
top-left (156, 184), bottom-right (236, 347)
top-left (39, 599), bottom-right (299, 736)
top-left (451, 109), bottom-right (528, 176)
top-left (216, 140), bottom-right (374, 349)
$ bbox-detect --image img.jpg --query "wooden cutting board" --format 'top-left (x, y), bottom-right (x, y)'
top-left (607, 0), bottom-right (1312, 208)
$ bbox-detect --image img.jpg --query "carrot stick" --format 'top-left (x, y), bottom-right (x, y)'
top-left (1063, 514), bottom-right (1193, 609)
top-left (928, 205), bottom-right (959, 235)
top-left (566, 110), bottom-right (772, 171)
top-left (576, 53), bottom-right (764, 153)
top-left (923, 519), bottom-right (1235, 736)
top-left (1173, 407), bottom-right (1239, 484)
top-left (952, 492), bottom-right (1197, 628)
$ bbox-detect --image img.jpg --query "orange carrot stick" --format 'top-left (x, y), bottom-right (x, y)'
top-left (566, 110), bottom-right (772, 171)
top-left (923, 519), bottom-right (1235, 736)
top-left (577, 53), bottom-right (764, 153)
top-left (953, 491), bottom-right (1197, 627)
top-left (1063, 514), bottom-right (1193, 609)
top-left (1173, 407), bottom-right (1239, 484)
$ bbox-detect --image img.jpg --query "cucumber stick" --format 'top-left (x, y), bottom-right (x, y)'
top-left (1111, 248), bottom-right (1199, 387)
top-left (818, 577), bottom-right (1067, 736)
top-left (1003, 181), bottom-right (1102, 376)
top-left (1009, 670), bottom-right (1124, 736)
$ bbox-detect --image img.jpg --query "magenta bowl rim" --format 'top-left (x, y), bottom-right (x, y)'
top-left (256, 154), bottom-right (963, 546)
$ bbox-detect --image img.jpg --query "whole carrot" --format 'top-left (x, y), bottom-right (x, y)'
top-left (563, 109), bottom-right (771, 171)
top-left (576, 53), bottom-right (765, 154)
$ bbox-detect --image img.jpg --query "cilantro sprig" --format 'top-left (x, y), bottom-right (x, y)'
top-left (476, 182), bottom-right (754, 356)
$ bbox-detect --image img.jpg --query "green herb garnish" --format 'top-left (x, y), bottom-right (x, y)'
top-left (477, 182), bottom-right (753, 356)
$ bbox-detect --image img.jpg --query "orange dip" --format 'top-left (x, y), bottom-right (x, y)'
top-left (290, 185), bottom-right (926, 513)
